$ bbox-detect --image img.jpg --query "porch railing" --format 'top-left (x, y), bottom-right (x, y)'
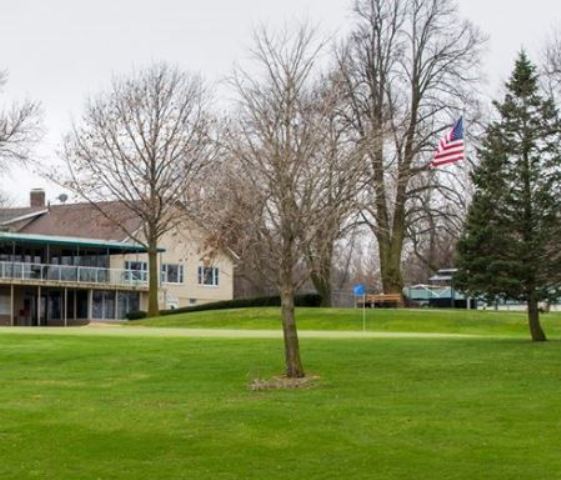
top-left (0, 261), bottom-right (148, 288)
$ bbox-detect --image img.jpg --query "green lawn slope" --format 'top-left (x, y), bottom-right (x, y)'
top-left (131, 307), bottom-right (561, 338)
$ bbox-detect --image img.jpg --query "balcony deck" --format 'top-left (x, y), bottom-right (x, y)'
top-left (0, 261), bottom-right (149, 291)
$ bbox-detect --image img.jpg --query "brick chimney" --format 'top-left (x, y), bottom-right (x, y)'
top-left (30, 189), bottom-right (46, 208)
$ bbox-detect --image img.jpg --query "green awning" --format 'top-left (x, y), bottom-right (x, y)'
top-left (0, 232), bottom-right (165, 254)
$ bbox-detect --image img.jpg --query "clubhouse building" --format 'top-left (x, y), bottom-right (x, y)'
top-left (0, 189), bottom-right (235, 326)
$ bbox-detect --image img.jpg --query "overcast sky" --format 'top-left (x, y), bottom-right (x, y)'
top-left (1, 0), bottom-right (560, 205)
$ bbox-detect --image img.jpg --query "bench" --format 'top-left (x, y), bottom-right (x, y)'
top-left (358, 293), bottom-right (404, 308)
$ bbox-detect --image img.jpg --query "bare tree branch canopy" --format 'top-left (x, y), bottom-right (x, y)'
top-left (338, 0), bottom-right (485, 293)
top-left (201, 67), bottom-right (365, 311)
top-left (195, 152), bottom-right (278, 296)
top-left (543, 28), bottom-right (561, 100)
top-left (0, 190), bottom-right (11, 208)
top-left (304, 73), bottom-right (365, 307)
top-left (60, 63), bottom-right (216, 316)
top-left (0, 71), bottom-right (42, 166)
top-left (225, 23), bottom-right (344, 378)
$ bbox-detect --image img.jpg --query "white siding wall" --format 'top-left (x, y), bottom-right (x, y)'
top-left (109, 223), bottom-right (234, 310)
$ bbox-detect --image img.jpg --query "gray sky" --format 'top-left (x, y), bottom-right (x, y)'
top-left (1, 0), bottom-right (560, 204)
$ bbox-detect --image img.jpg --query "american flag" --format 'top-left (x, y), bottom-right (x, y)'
top-left (431, 117), bottom-right (465, 168)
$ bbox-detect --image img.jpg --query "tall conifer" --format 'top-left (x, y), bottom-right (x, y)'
top-left (456, 52), bottom-right (561, 341)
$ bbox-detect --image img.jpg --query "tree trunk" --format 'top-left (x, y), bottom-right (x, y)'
top-left (279, 241), bottom-right (305, 378)
top-left (378, 238), bottom-right (404, 294)
top-left (311, 272), bottom-right (332, 307)
top-left (528, 295), bottom-right (547, 342)
top-left (309, 247), bottom-right (333, 307)
top-left (280, 284), bottom-right (305, 378)
top-left (147, 246), bottom-right (160, 317)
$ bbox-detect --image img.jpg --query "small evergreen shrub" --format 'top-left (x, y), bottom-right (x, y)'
top-left (126, 310), bottom-right (148, 321)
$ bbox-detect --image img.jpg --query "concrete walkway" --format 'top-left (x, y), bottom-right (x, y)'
top-left (0, 325), bottom-right (476, 340)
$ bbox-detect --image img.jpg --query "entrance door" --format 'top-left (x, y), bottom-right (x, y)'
top-left (92, 291), bottom-right (117, 320)
top-left (23, 294), bottom-right (34, 326)
top-left (47, 291), bottom-right (62, 325)
top-left (39, 295), bottom-right (47, 325)
top-left (22, 291), bottom-right (48, 326)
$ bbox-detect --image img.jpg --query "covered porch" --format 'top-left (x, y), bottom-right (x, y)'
top-left (0, 285), bottom-right (143, 326)
top-left (0, 231), bottom-right (157, 325)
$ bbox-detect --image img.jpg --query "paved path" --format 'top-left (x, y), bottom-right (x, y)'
top-left (0, 325), bottom-right (476, 340)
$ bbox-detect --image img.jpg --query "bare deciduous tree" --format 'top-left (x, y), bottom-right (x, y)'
top-left (60, 63), bottom-right (215, 316)
top-left (225, 24), bottom-right (338, 378)
top-left (543, 29), bottom-right (561, 103)
top-left (338, 0), bottom-right (485, 294)
top-left (544, 30), bottom-right (561, 85)
top-left (0, 71), bottom-right (42, 166)
top-left (0, 190), bottom-right (11, 208)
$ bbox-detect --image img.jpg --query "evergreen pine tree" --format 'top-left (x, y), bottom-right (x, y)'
top-left (456, 52), bottom-right (561, 342)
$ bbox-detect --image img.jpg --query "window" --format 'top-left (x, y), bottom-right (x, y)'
top-left (92, 291), bottom-right (117, 320)
top-left (0, 294), bottom-right (10, 315)
top-left (161, 264), bottom-right (184, 284)
top-left (124, 261), bottom-right (148, 282)
top-left (117, 292), bottom-right (140, 319)
top-left (198, 266), bottom-right (219, 286)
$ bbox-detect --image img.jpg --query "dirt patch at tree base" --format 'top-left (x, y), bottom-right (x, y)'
top-left (249, 375), bottom-right (320, 391)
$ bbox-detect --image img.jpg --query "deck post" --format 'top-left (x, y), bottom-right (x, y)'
top-left (10, 284), bottom-right (14, 327)
top-left (37, 285), bottom-right (42, 326)
top-left (88, 289), bottom-right (93, 321)
top-left (64, 288), bottom-right (68, 327)
top-left (73, 290), bottom-right (77, 323)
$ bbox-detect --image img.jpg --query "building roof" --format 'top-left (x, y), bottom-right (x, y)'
top-left (0, 200), bottom-right (154, 253)
top-left (0, 195), bottom-right (235, 258)
top-left (429, 274), bottom-right (454, 282)
top-left (404, 285), bottom-right (466, 301)
top-left (0, 207), bottom-right (47, 225)
top-left (0, 201), bottom-right (146, 241)
top-left (429, 268), bottom-right (458, 283)
top-left (14, 202), bottom-right (143, 241)
top-left (0, 231), bottom-right (161, 253)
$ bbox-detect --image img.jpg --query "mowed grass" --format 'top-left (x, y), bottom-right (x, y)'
top-left (1, 332), bottom-right (561, 479)
top-left (133, 307), bottom-right (561, 338)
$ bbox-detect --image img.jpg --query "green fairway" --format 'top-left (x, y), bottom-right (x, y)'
top-left (133, 307), bottom-right (561, 338)
top-left (0, 330), bottom-right (561, 479)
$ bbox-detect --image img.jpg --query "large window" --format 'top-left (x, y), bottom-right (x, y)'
top-left (124, 261), bottom-right (148, 282)
top-left (117, 292), bottom-right (140, 319)
top-left (198, 266), bottom-right (219, 286)
top-left (92, 291), bottom-right (116, 320)
top-left (0, 294), bottom-right (10, 315)
top-left (161, 264), bottom-right (184, 284)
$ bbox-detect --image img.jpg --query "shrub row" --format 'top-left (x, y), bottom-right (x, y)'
top-left (125, 294), bottom-right (322, 320)
top-left (126, 310), bottom-right (148, 320)
top-left (159, 293), bottom-right (323, 316)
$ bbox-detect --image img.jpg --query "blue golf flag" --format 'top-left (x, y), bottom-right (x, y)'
top-left (353, 284), bottom-right (366, 296)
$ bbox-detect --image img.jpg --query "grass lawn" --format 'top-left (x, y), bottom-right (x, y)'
top-left (1, 328), bottom-right (561, 479)
top-left (133, 307), bottom-right (561, 338)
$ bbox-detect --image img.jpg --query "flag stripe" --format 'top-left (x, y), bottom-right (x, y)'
top-left (435, 148), bottom-right (465, 158)
top-left (432, 155), bottom-right (465, 167)
top-left (435, 145), bottom-right (464, 154)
